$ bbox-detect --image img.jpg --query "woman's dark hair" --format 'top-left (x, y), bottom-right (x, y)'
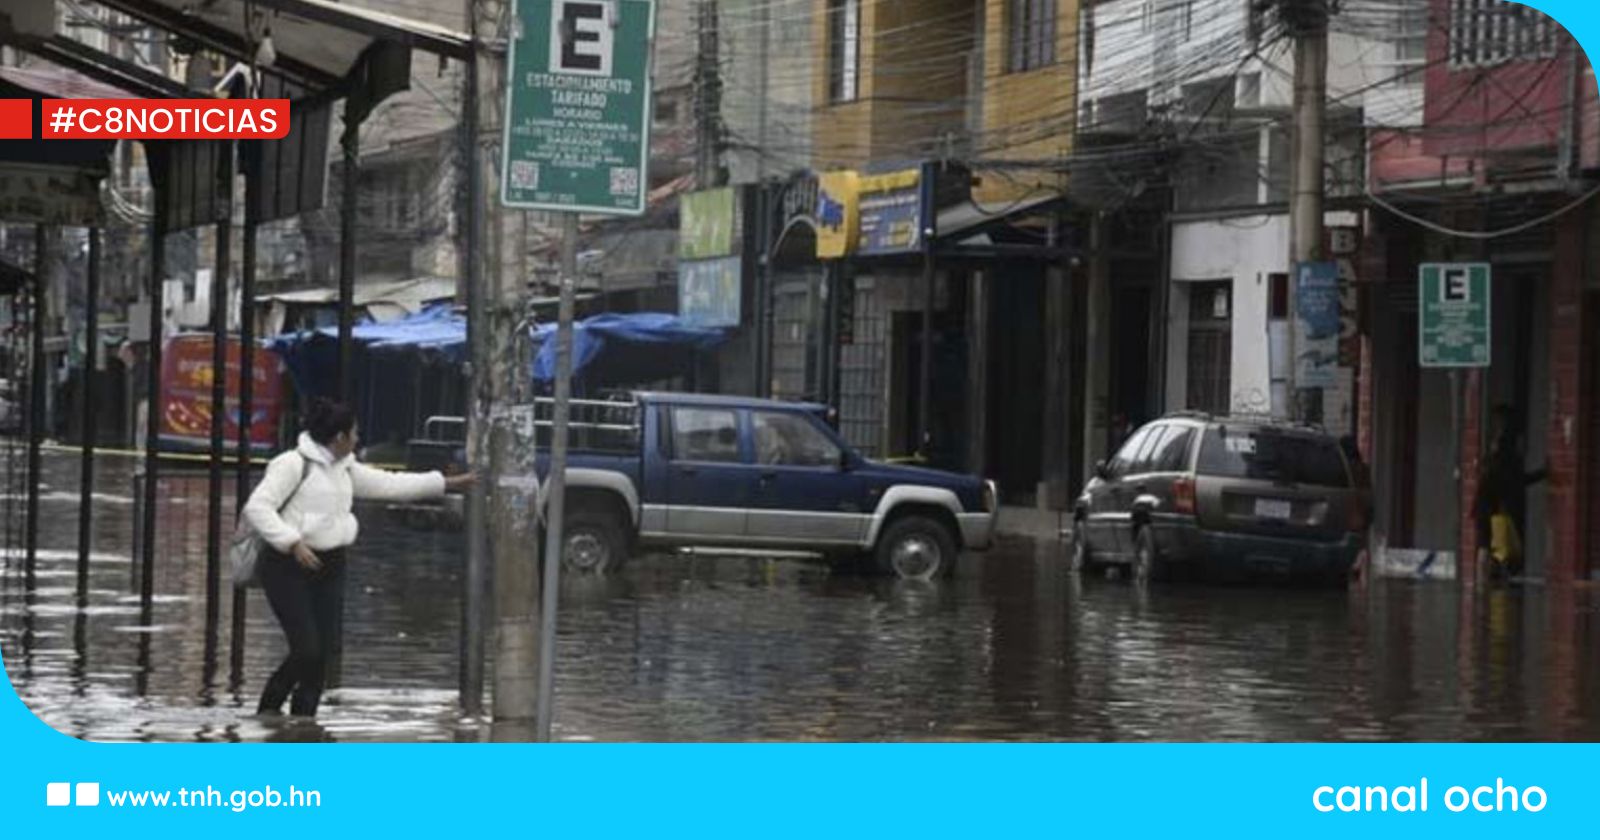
top-left (303, 397), bottom-right (357, 445)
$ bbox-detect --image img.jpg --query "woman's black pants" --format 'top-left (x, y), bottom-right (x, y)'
top-left (257, 547), bottom-right (346, 716)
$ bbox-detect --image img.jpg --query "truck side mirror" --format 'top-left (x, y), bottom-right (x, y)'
top-left (839, 449), bottom-right (854, 472)
top-left (1094, 460), bottom-right (1110, 480)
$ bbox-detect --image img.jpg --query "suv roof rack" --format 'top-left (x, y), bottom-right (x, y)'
top-left (1160, 409), bottom-right (1328, 434)
top-left (1217, 412), bottom-right (1328, 434)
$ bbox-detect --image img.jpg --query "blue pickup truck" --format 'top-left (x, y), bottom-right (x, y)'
top-left (534, 392), bottom-right (998, 579)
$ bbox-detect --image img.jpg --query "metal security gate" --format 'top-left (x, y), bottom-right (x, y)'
top-left (837, 277), bottom-right (886, 458)
top-left (771, 275), bottom-right (819, 402)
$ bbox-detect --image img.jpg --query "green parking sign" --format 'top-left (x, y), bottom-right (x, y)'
top-left (1419, 263), bottom-right (1490, 367)
top-left (502, 0), bottom-right (655, 215)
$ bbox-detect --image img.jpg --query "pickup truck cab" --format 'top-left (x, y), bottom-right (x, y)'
top-left (537, 392), bottom-right (998, 579)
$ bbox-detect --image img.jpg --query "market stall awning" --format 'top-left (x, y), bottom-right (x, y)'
top-left (529, 312), bottom-right (728, 386)
top-left (89, 0), bottom-right (470, 89)
top-left (269, 309), bottom-right (730, 398)
top-left (0, 63), bottom-right (139, 99)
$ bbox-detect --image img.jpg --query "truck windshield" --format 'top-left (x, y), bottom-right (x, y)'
top-left (1196, 426), bottom-right (1350, 488)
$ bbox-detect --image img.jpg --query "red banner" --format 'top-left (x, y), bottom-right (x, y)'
top-left (0, 99), bottom-right (30, 139)
top-left (159, 335), bottom-right (283, 453)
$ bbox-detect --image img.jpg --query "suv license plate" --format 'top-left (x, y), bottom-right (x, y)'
top-left (1255, 498), bottom-right (1293, 520)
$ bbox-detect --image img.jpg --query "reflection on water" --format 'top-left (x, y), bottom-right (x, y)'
top-left (3, 452), bottom-right (1600, 742)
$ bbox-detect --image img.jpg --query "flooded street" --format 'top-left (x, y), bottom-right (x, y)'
top-left (4, 451), bottom-right (1600, 742)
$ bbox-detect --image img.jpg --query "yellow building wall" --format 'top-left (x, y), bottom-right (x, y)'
top-left (977, 0), bottom-right (1078, 204)
top-left (813, 0), bottom-right (975, 170)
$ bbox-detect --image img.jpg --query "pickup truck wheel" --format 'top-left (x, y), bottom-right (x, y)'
top-left (875, 516), bottom-right (958, 580)
top-left (563, 508), bottom-right (627, 575)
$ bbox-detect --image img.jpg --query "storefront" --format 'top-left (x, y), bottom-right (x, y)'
top-left (1360, 201), bottom-right (1597, 584)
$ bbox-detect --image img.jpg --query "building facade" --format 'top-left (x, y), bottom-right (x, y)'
top-left (1364, 0), bottom-right (1600, 584)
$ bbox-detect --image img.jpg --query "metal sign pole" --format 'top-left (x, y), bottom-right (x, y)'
top-left (535, 211), bottom-right (578, 742)
top-left (506, 0), bottom-right (654, 739)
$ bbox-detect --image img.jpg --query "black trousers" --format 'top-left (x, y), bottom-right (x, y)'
top-left (257, 547), bottom-right (347, 716)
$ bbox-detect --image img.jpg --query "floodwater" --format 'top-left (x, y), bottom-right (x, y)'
top-left (3, 450), bottom-right (1600, 742)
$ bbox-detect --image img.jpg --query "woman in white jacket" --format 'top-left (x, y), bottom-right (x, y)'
top-left (243, 398), bottom-right (474, 717)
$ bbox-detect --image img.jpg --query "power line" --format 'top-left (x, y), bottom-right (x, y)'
top-left (1367, 181), bottom-right (1600, 239)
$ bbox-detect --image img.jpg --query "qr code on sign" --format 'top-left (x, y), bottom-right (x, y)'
top-left (610, 167), bottom-right (639, 197)
top-left (510, 161), bottom-right (539, 190)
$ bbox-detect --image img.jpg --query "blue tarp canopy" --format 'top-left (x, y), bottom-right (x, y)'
top-left (267, 303), bottom-right (466, 397)
top-left (529, 312), bottom-right (727, 385)
top-left (267, 304), bottom-right (468, 444)
top-left (268, 307), bottom-right (728, 399)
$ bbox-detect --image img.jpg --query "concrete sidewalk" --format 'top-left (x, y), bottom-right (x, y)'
top-left (996, 505), bottom-right (1068, 543)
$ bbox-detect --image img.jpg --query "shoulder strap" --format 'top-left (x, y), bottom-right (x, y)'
top-left (276, 453), bottom-right (315, 515)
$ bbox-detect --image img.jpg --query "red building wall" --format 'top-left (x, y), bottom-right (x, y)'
top-left (1422, 0), bottom-right (1585, 160)
top-left (1544, 212), bottom-right (1587, 585)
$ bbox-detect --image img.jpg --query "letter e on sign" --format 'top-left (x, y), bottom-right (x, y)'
top-left (551, 0), bottom-right (613, 76)
top-left (1443, 267), bottom-right (1470, 303)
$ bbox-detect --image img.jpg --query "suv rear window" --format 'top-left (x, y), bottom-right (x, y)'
top-left (1196, 426), bottom-right (1350, 488)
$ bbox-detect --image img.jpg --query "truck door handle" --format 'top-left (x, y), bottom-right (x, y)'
top-left (759, 471), bottom-right (778, 482)
top-left (678, 466), bottom-right (699, 476)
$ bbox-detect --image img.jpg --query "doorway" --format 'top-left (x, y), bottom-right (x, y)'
top-left (984, 269), bottom-right (1046, 504)
top-left (1111, 282), bottom-right (1155, 430)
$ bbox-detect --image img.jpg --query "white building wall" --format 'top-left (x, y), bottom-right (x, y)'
top-left (1167, 215), bottom-right (1288, 415)
top-left (1082, 0), bottom-right (1424, 127)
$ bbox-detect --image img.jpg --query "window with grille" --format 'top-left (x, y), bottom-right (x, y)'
top-left (1450, 0), bottom-right (1558, 68)
top-left (1186, 282), bottom-right (1232, 416)
top-left (1395, 2), bottom-right (1429, 68)
top-left (1008, 0), bottom-right (1057, 73)
top-left (828, 0), bottom-right (860, 103)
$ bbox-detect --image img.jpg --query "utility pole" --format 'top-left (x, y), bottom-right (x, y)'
top-left (754, 0), bottom-right (770, 396)
top-left (475, 0), bottom-right (541, 729)
top-left (459, 0), bottom-right (488, 719)
top-left (694, 0), bottom-right (723, 187)
top-left (1284, 0), bottom-right (1327, 420)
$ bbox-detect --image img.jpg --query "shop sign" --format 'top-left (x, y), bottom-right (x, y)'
top-left (678, 256), bottom-right (741, 327)
top-left (1295, 261), bottom-right (1341, 388)
top-left (160, 334), bottom-right (283, 452)
top-left (858, 169), bottom-right (922, 255)
top-left (681, 187), bottom-right (738, 259)
top-left (816, 170), bottom-right (860, 259)
top-left (780, 172), bottom-right (818, 228)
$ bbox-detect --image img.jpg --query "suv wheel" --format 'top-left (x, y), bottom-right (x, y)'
top-left (1131, 526), bottom-right (1167, 584)
top-left (875, 516), bottom-right (958, 580)
top-left (563, 507), bottom-right (628, 575)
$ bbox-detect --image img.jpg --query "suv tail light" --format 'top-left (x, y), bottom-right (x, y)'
top-left (1173, 477), bottom-right (1197, 515)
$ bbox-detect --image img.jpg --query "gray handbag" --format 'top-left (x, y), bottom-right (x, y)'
top-left (228, 454), bottom-right (313, 588)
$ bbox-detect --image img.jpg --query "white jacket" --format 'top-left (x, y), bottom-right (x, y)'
top-left (244, 432), bottom-right (447, 553)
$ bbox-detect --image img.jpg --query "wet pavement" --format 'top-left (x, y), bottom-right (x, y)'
top-left (4, 450), bottom-right (1600, 742)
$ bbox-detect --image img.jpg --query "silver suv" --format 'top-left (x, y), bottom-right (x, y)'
top-left (1070, 414), bottom-right (1369, 584)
